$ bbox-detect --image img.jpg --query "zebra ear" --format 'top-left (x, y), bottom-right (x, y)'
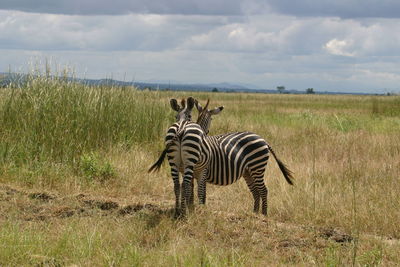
top-left (210, 106), bottom-right (224, 115)
top-left (195, 100), bottom-right (203, 113)
top-left (186, 97), bottom-right (195, 111)
top-left (170, 99), bottom-right (180, 112)
top-left (203, 99), bottom-right (210, 111)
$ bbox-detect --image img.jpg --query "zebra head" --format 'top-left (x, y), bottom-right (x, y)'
top-left (195, 99), bottom-right (224, 134)
top-left (170, 96), bottom-right (196, 123)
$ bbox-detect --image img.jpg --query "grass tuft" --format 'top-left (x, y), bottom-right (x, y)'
top-left (79, 152), bottom-right (116, 183)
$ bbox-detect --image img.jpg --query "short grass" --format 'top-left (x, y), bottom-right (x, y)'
top-left (1, 73), bottom-right (399, 266)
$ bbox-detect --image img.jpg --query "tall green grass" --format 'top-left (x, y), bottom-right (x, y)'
top-left (0, 74), bottom-right (170, 166)
top-left (371, 96), bottom-right (400, 117)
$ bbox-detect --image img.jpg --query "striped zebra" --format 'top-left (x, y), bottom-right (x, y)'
top-left (194, 99), bottom-right (294, 215)
top-left (149, 97), bottom-right (208, 216)
top-left (149, 98), bottom-right (294, 216)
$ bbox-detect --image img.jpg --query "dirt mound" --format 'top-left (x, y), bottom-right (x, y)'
top-left (29, 192), bottom-right (56, 201)
top-left (82, 199), bottom-right (119, 210)
top-left (118, 203), bottom-right (160, 215)
top-left (0, 184), bottom-right (166, 222)
top-left (319, 227), bottom-right (353, 243)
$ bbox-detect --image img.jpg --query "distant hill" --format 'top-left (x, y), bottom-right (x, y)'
top-left (0, 73), bottom-right (377, 95)
top-left (83, 79), bottom-right (256, 92)
top-left (194, 82), bottom-right (251, 90)
top-left (0, 73), bottom-right (263, 93)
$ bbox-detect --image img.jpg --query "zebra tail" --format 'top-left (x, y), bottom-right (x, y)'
top-left (268, 145), bottom-right (294, 185)
top-left (148, 148), bottom-right (168, 173)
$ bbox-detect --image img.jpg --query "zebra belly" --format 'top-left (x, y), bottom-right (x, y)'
top-left (205, 153), bottom-right (243, 185)
top-left (205, 133), bottom-right (270, 186)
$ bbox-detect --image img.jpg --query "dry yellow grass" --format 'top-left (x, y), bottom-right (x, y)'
top-left (1, 90), bottom-right (400, 266)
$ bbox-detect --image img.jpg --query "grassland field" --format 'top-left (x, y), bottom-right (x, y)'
top-left (0, 74), bottom-right (399, 266)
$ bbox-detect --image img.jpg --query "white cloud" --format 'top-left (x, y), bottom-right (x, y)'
top-left (325, 39), bottom-right (355, 57)
top-left (181, 15), bottom-right (400, 60)
top-left (1, 8), bottom-right (400, 93)
top-left (0, 11), bottom-right (239, 51)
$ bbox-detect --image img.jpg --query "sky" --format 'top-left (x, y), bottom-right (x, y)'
top-left (1, 1), bottom-right (400, 93)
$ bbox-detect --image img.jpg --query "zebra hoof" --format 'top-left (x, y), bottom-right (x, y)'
top-left (262, 210), bottom-right (268, 216)
top-left (173, 209), bottom-right (181, 219)
top-left (174, 210), bottom-right (187, 219)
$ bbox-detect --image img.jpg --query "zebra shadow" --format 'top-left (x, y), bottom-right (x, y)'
top-left (118, 203), bottom-right (178, 228)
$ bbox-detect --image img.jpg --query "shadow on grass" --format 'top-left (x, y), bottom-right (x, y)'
top-left (118, 203), bottom-right (177, 229)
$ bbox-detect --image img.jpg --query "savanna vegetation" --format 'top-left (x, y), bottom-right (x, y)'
top-left (0, 72), bottom-right (399, 266)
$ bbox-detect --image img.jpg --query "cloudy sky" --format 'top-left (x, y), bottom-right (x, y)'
top-left (1, 1), bottom-right (400, 93)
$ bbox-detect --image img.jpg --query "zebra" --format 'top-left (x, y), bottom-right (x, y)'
top-left (149, 98), bottom-right (294, 216)
top-left (193, 99), bottom-right (294, 215)
top-left (149, 96), bottom-right (209, 216)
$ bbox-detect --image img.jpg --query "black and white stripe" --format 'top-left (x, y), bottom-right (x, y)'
top-left (167, 120), bottom-right (209, 214)
top-left (149, 98), bottom-right (293, 216)
top-left (194, 100), bottom-right (293, 215)
top-left (149, 97), bottom-right (208, 216)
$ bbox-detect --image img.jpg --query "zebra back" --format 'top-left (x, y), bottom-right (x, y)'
top-left (148, 98), bottom-right (223, 173)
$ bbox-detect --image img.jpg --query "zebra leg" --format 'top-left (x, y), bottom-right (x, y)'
top-left (171, 167), bottom-right (181, 218)
top-left (257, 182), bottom-right (268, 215)
top-left (197, 171), bottom-right (207, 205)
top-left (244, 172), bottom-right (260, 213)
top-left (181, 166), bottom-right (195, 215)
top-left (253, 170), bottom-right (268, 215)
top-left (189, 179), bottom-right (194, 206)
top-left (180, 181), bottom-right (185, 215)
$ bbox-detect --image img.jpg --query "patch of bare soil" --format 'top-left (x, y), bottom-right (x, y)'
top-left (0, 184), bottom-right (167, 222)
top-left (318, 226), bottom-right (353, 243)
top-left (82, 199), bottom-right (119, 210)
top-left (29, 192), bottom-right (56, 201)
top-left (118, 203), bottom-right (161, 215)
